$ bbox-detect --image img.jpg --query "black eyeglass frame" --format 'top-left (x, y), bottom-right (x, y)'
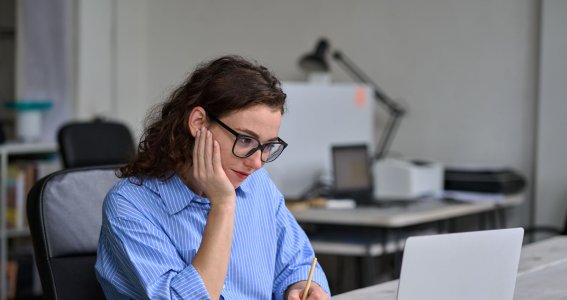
top-left (207, 113), bottom-right (288, 163)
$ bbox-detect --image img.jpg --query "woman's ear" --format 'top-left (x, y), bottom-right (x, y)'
top-left (187, 107), bottom-right (208, 137)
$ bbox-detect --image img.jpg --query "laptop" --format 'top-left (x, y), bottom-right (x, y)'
top-left (397, 228), bottom-right (524, 300)
top-left (331, 144), bottom-right (375, 205)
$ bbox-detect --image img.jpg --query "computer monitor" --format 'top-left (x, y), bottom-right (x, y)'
top-left (331, 144), bottom-right (373, 202)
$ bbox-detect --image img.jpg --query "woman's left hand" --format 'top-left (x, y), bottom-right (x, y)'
top-left (285, 281), bottom-right (329, 300)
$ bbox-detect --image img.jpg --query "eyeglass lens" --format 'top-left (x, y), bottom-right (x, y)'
top-left (233, 136), bottom-right (285, 162)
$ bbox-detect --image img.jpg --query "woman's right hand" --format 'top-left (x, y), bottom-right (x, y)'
top-left (192, 127), bottom-right (236, 206)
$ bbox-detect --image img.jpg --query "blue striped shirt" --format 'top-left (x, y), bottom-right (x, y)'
top-left (95, 168), bottom-right (330, 299)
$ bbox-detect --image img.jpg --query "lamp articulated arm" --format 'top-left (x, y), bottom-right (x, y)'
top-left (332, 50), bottom-right (406, 159)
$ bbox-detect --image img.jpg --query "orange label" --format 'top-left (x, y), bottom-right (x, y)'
top-left (354, 87), bottom-right (366, 107)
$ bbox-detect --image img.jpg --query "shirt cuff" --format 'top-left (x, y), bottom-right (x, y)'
top-left (170, 264), bottom-right (210, 299)
top-left (275, 266), bottom-right (330, 300)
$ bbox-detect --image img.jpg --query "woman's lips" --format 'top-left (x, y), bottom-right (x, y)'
top-left (233, 170), bottom-right (250, 179)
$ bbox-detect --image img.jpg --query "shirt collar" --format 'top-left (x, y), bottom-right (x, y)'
top-left (149, 172), bottom-right (252, 215)
top-left (150, 175), bottom-right (204, 215)
top-left (238, 174), bottom-right (252, 193)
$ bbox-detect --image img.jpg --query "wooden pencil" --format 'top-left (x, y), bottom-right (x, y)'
top-left (302, 257), bottom-right (318, 300)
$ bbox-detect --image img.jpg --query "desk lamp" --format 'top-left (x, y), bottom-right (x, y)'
top-left (299, 39), bottom-right (330, 73)
top-left (298, 38), bottom-right (406, 159)
top-left (299, 39), bottom-right (444, 200)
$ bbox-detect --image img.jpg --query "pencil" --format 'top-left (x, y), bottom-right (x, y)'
top-left (302, 257), bottom-right (317, 300)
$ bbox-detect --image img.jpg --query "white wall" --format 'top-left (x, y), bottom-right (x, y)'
top-left (77, 0), bottom-right (542, 227)
top-left (144, 0), bottom-right (538, 166)
top-left (76, 0), bottom-right (114, 119)
top-left (535, 0), bottom-right (567, 228)
top-left (76, 0), bottom-right (148, 138)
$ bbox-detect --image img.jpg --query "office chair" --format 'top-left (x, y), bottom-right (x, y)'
top-left (26, 165), bottom-right (121, 300)
top-left (57, 119), bottom-right (135, 168)
top-left (523, 210), bottom-right (567, 244)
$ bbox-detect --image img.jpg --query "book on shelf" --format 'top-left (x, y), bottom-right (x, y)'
top-left (6, 260), bottom-right (18, 300)
top-left (7, 242), bottom-right (42, 298)
top-left (4, 159), bottom-right (59, 230)
top-left (5, 164), bottom-right (27, 230)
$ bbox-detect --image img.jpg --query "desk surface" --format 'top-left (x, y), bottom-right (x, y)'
top-left (292, 195), bottom-right (522, 228)
top-left (333, 236), bottom-right (567, 300)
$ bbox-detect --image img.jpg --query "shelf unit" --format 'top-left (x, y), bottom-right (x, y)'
top-left (0, 142), bottom-right (58, 300)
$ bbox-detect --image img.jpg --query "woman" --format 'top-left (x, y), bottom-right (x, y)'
top-left (95, 55), bottom-right (330, 299)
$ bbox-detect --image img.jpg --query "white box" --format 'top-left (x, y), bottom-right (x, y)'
top-left (373, 158), bottom-right (444, 200)
top-left (265, 82), bottom-right (374, 198)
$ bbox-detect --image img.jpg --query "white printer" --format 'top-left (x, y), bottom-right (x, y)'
top-left (373, 158), bottom-right (444, 200)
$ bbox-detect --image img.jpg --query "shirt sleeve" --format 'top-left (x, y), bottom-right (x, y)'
top-left (98, 197), bottom-right (210, 299)
top-left (272, 197), bottom-right (331, 299)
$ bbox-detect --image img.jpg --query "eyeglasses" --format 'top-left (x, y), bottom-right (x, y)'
top-left (207, 114), bottom-right (288, 163)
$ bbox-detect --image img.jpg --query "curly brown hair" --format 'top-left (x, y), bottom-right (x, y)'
top-left (119, 55), bottom-right (286, 182)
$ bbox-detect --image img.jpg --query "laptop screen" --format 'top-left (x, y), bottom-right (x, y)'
top-left (332, 144), bottom-right (372, 198)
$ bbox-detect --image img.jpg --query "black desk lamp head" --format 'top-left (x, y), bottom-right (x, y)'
top-left (298, 38), bottom-right (331, 73)
top-left (298, 38), bottom-right (406, 159)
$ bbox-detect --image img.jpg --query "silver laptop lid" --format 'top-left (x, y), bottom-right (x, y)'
top-left (397, 228), bottom-right (524, 300)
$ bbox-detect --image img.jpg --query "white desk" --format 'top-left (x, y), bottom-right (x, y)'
top-left (293, 196), bottom-right (523, 289)
top-left (333, 236), bottom-right (567, 300)
top-left (292, 195), bottom-right (523, 228)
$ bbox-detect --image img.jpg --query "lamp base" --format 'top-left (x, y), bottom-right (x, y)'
top-left (307, 72), bottom-right (331, 84)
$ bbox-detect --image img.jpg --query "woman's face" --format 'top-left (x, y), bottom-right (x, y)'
top-left (209, 104), bottom-right (282, 188)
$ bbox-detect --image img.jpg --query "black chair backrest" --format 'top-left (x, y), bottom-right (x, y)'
top-left (27, 165), bottom-right (121, 300)
top-left (57, 120), bottom-right (135, 168)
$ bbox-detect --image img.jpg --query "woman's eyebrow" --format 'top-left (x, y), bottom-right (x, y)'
top-left (235, 127), bottom-right (279, 142)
